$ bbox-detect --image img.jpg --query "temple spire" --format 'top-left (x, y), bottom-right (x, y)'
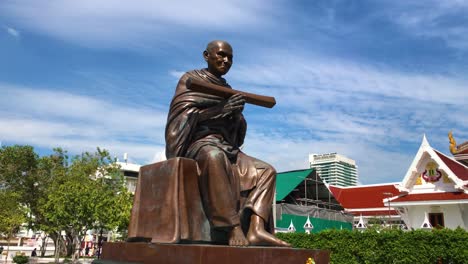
top-left (287, 220), bottom-right (296, 233)
top-left (303, 216), bottom-right (314, 234)
top-left (355, 214), bottom-right (367, 231)
top-left (421, 212), bottom-right (432, 229)
top-left (421, 134), bottom-right (430, 148)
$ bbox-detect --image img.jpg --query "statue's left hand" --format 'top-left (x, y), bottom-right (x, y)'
top-left (222, 93), bottom-right (245, 117)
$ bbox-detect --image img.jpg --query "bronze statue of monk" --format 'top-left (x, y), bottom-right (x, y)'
top-left (165, 40), bottom-right (290, 247)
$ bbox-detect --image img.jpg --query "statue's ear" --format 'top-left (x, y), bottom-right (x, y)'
top-left (203, 50), bottom-right (209, 61)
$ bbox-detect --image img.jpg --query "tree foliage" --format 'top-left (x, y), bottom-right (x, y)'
top-left (0, 145), bottom-right (133, 261)
top-left (0, 190), bottom-right (25, 237)
top-left (39, 148), bottom-right (133, 260)
top-left (0, 190), bottom-right (26, 263)
top-left (0, 145), bottom-right (39, 228)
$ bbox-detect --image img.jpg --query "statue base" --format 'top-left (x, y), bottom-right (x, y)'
top-left (93, 242), bottom-right (330, 264)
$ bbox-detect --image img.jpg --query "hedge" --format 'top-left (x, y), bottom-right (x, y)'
top-left (277, 228), bottom-right (468, 264)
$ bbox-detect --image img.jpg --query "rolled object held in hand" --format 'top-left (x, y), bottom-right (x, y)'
top-left (186, 77), bottom-right (276, 108)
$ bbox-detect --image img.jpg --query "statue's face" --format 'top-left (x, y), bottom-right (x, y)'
top-left (204, 42), bottom-right (233, 77)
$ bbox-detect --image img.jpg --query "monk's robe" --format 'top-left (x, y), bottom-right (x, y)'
top-left (165, 68), bottom-right (276, 232)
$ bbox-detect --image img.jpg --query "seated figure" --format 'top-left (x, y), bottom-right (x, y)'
top-left (165, 40), bottom-right (290, 247)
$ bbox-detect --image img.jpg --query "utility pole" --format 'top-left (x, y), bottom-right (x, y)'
top-left (383, 192), bottom-right (393, 228)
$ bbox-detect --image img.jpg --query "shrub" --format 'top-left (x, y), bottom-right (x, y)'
top-left (277, 228), bottom-right (468, 264)
top-left (12, 255), bottom-right (29, 264)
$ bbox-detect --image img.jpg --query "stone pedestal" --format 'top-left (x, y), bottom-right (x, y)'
top-left (94, 242), bottom-right (330, 264)
top-left (127, 158), bottom-right (211, 243)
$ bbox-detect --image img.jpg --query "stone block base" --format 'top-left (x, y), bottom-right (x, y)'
top-left (94, 242), bottom-right (330, 264)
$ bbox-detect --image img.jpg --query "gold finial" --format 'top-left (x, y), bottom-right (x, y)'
top-left (306, 257), bottom-right (315, 264)
top-left (448, 131), bottom-right (458, 154)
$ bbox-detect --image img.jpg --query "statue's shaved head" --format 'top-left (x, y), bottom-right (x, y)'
top-left (206, 40), bottom-right (232, 53)
top-left (203, 40), bottom-right (233, 77)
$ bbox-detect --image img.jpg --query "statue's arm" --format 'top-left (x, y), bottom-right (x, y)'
top-left (186, 77), bottom-right (275, 108)
top-left (198, 105), bottom-right (224, 121)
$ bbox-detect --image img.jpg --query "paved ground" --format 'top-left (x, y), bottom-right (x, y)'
top-left (0, 257), bottom-right (95, 263)
top-left (1, 247), bottom-right (95, 263)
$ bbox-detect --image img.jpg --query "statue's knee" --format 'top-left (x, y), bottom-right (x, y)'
top-left (198, 147), bottom-right (226, 164)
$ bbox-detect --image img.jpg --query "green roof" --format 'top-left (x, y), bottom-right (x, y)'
top-left (276, 169), bottom-right (314, 201)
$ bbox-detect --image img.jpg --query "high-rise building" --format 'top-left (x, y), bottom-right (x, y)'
top-left (309, 153), bottom-right (358, 187)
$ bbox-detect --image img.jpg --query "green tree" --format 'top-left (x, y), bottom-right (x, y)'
top-left (0, 145), bottom-right (39, 228)
top-left (0, 145), bottom-right (68, 257)
top-left (0, 190), bottom-right (26, 263)
top-left (35, 148), bottom-right (69, 257)
top-left (0, 145), bottom-right (133, 262)
top-left (0, 145), bottom-right (67, 259)
top-left (40, 148), bottom-right (132, 262)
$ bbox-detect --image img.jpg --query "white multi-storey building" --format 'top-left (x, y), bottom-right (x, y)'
top-left (116, 161), bottom-right (141, 194)
top-left (309, 153), bottom-right (358, 187)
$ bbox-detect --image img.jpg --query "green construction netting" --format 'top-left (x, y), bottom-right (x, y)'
top-left (276, 214), bottom-right (353, 233)
top-left (276, 169), bottom-right (314, 201)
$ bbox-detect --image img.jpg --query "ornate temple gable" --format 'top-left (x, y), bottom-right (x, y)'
top-left (398, 135), bottom-right (467, 194)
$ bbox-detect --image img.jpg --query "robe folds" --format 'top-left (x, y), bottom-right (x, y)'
top-left (165, 69), bottom-right (276, 230)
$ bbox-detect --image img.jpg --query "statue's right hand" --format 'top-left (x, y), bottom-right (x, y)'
top-left (221, 93), bottom-right (245, 117)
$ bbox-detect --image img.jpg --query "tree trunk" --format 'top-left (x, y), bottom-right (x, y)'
top-left (50, 231), bottom-right (65, 264)
top-left (97, 228), bottom-right (104, 259)
top-left (65, 231), bottom-right (74, 257)
top-left (39, 234), bottom-right (48, 257)
top-left (4, 234), bottom-right (11, 263)
top-left (53, 235), bottom-right (61, 264)
top-left (71, 235), bottom-right (81, 262)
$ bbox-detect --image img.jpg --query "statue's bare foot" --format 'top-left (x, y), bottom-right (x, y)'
top-left (247, 227), bottom-right (291, 247)
top-left (229, 226), bottom-right (249, 246)
top-left (247, 215), bottom-right (291, 247)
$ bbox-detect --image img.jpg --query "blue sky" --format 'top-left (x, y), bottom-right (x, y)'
top-left (0, 0), bottom-right (467, 184)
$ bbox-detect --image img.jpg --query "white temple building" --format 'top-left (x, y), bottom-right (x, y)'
top-left (330, 134), bottom-right (468, 230)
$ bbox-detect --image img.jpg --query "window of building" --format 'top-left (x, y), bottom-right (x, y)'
top-left (124, 171), bottom-right (139, 178)
top-left (429, 213), bottom-right (444, 228)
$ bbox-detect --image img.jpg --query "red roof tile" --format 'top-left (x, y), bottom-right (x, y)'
top-left (391, 192), bottom-right (468, 203)
top-left (329, 184), bottom-right (400, 209)
top-left (434, 149), bottom-right (468, 181)
top-left (458, 149), bottom-right (468, 155)
top-left (456, 142), bottom-right (468, 154)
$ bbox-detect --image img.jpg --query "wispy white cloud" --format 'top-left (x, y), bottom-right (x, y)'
top-left (243, 130), bottom-right (414, 184)
top-left (0, 84), bottom-right (167, 164)
top-left (383, 1), bottom-right (468, 50)
top-left (227, 52), bottom-right (467, 183)
top-left (0, 0), bottom-right (276, 48)
top-left (232, 52), bottom-right (468, 106)
top-left (5, 26), bottom-right (20, 38)
top-left (1, 46), bottom-right (466, 184)
top-left (2, 46), bottom-right (466, 184)
top-left (169, 70), bottom-right (185, 79)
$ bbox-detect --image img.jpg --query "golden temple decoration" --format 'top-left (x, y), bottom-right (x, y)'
top-left (448, 131), bottom-right (458, 154)
top-left (415, 175), bottom-right (422, 185)
top-left (443, 173), bottom-right (452, 184)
